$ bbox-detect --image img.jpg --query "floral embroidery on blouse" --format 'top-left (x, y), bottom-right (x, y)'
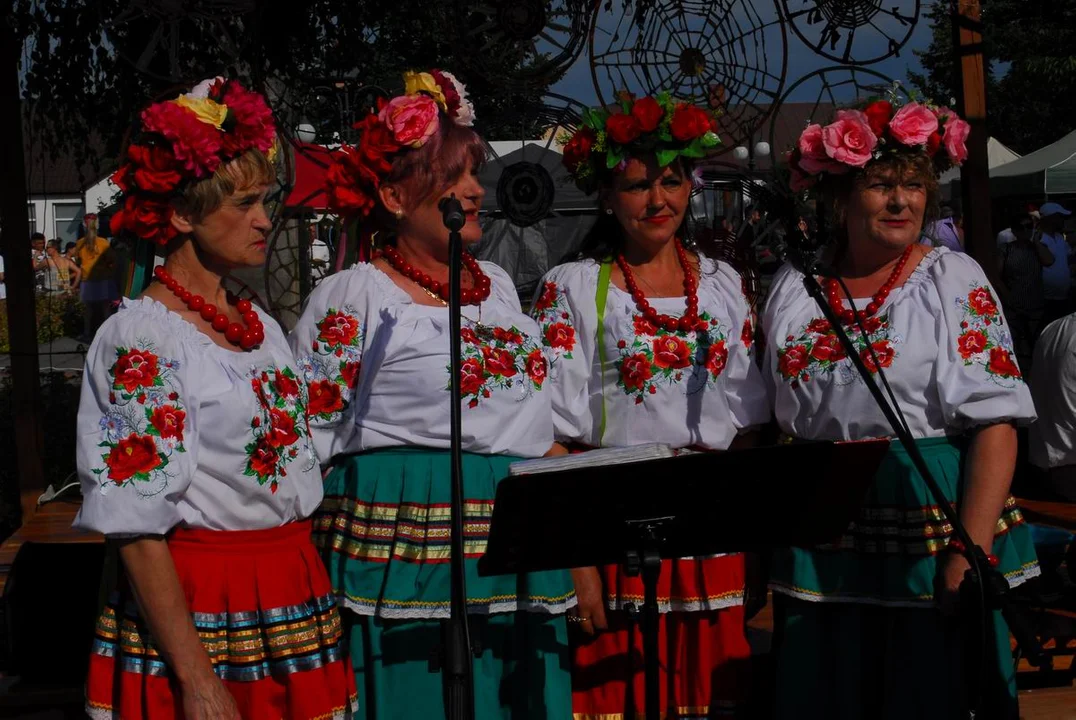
top-left (246, 366), bottom-right (317, 494)
top-left (615, 313), bottom-right (729, 404)
top-left (92, 344), bottom-right (186, 496)
top-left (955, 284), bottom-right (1022, 384)
top-left (297, 306), bottom-right (365, 423)
top-left (532, 281), bottom-right (576, 361)
top-left (455, 322), bottom-right (547, 409)
top-left (776, 314), bottom-right (901, 389)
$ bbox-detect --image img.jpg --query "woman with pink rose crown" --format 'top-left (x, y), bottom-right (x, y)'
top-left (767, 96), bottom-right (1039, 718)
top-left (288, 70), bottom-right (574, 720)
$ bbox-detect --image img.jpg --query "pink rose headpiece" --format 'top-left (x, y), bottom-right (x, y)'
top-left (787, 94), bottom-right (970, 193)
top-left (109, 77), bottom-right (278, 246)
top-left (325, 69), bottom-right (475, 218)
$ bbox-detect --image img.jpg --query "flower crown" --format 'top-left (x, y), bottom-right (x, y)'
top-left (325, 69), bottom-right (476, 218)
top-left (109, 77), bottom-right (278, 246)
top-left (559, 92), bottom-right (721, 194)
top-left (788, 93), bottom-right (971, 192)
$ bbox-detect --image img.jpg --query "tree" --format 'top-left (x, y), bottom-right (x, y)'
top-left (12, 0), bottom-right (559, 183)
top-left (909, 0), bottom-right (1076, 154)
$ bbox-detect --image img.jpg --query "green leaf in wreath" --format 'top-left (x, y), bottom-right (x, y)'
top-left (655, 147), bottom-right (679, 168)
top-left (679, 141), bottom-right (706, 159)
top-left (700, 131), bottom-right (720, 149)
top-left (606, 147), bottom-right (626, 170)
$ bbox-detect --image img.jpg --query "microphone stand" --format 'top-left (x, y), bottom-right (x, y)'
top-left (782, 245), bottom-right (1046, 717)
top-left (439, 193), bottom-right (475, 720)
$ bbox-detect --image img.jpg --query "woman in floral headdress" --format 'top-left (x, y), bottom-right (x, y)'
top-left (73, 78), bottom-right (357, 719)
top-left (289, 69), bottom-right (574, 719)
top-left (539, 94), bottom-right (770, 719)
top-left (766, 98), bottom-right (1039, 718)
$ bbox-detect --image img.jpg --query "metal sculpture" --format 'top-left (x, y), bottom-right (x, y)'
top-left (589, 0), bottom-right (787, 157)
top-left (459, 0), bottom-right (592, 85)
top-left (780, 0), bottom-right (920, 65)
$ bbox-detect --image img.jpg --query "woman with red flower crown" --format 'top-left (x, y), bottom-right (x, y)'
top-left (538, 94), bottom-right (770, 719)
top-left (72, 77), bottom-right (357, 719)
top-left (288, 70), bottom-right (574, 719)
top-left (765, 96), bottom-right (1039, 718)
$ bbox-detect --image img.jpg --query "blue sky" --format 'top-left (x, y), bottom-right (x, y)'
top-left (550, 1), bottom-right (935, 106)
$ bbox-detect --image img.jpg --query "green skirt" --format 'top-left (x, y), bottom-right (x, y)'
top-left (313, 448), bottom-right (574, 720)
top-left (770, 436), bottom-right (1040, 719)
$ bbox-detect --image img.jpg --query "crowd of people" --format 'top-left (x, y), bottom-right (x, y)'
top-left (65, 71), bottom-right (1069, 720)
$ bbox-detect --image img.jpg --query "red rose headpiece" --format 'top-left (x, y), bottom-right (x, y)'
top-left (559, 92), bottom-right (721, 194)
top-left (325, 69), bottom-right (475, 219)
top-left (109, 77), bottom-right (278, 246)
top-left (786, 92), bottom-right (971, 193)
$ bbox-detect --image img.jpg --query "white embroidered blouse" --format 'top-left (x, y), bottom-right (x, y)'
top-left (761, 248), bottom-right (1036, 440)
top-left (533, 255), bottom-right (770, 449)
top-left (73, 297), bottom-right (322, 537)
top-left (288, 261), bottom-right (553, 461)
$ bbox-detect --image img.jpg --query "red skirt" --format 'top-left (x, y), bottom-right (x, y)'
top-left (571, 555), bottom-right (750, 719)
top-left (85, 521), bottom-right (358, 720)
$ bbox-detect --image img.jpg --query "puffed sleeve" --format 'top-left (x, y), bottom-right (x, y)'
top-left (289, 269), bottom-right (368, 462)
top-left (760, 263), bottom-right (805, 405)
top-left (711, 261), bottom-right (772, 430)
top-left (930, 251), bottom-right (1036, 429)
top-left (530, 263), bottom-right (596, 444)
top-left (73, 314), bottom-right (197, 536)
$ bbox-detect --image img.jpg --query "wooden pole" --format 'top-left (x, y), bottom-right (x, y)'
top-left (953, 0), bottom-right (996, 277)
top-left (0, 11), bottom-right (45, 525)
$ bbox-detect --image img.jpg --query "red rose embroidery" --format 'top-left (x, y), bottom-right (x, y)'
top-left (460, 358), bottom-right (485, 396)
top-left (273, 373), bottom-right (300, 397)
top-left (308, 379), bottom-right (344, 416)
top-left (340, 361), bottom-right (362, 389)
top-left (806, 318), bottom-right (831, 334)
top-left (265, 408), bottom-right (300, 448)
top-left (861, 341), bottom-right (896, 373)
top-left (957, 329), bottom-right (988, 359)
top-left (533, 282), bottom-right (557, 312)
top-left (634, 316), bottom-right (658, 336)
top-left (248, 438), bottom-right (280, 479)
top-left (652, 335), bottom-right (691, 370)
top-left (987, 347), bottom-right (1022, 378)
top-left (967, 287), bottom-right (998, 317)
top-left (863, 316), bottom-right (884, 334)
top-left (493, 327), bottom-right (524, 345)
top-left (620, 353), bottom-right (653, 391)
top-left (483, 347), bottom-right (518, 378)
top-left (545, 322), bottom-right (576, 351)
top-left (149, 405), bottom-right (185, 440)
top-left (113, 349), bottom-right (159, 394)
top-left (810, 333), bottom-right (846, 363)
top-left (779, 344), bottom-right (810, 379)
top-left (705, 341), bottom-right (728, 379)
top-left (525, 349), bottom-right (547, 388)
top-left (317, 311), bottom-right (360, 348)
top-left (106, 433), bottom-right (161, 483)
top-left (741, 319), bottom-right (754, 349)
top-left (460, 327), bottom-right (480, 345)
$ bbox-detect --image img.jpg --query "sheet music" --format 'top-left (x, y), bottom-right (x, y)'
top-left (508, 444), bottom-right (677, 476)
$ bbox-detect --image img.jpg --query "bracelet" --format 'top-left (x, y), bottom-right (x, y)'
top-left (946, 538), bottom-right (1000, 567)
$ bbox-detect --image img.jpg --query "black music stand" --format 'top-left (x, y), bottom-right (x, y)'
top-left (477, 439), bottom-right (890, 720)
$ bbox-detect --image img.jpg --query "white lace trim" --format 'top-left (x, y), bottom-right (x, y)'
top-left (340, 594), bottom-right (578, 619)
top-left (606, 594), bottom-right (744, 614)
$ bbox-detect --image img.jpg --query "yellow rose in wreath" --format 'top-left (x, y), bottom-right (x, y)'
top-left (175, 96), bottom-right (230, 130)
top-left (403, 71), bottom-right (447, 111)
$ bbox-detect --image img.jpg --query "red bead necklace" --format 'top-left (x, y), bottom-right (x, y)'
top-left (381, 245), bottom-right (492, 305)
top-left (616, 238), bottom-right (707, 333)
top-left (154, 266), bottom-right (264, 350)
top-left (825, 244), bottom-right (914, 326)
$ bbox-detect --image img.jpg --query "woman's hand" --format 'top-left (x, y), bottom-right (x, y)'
top-left (934, 551), bottom-right (971, 617)
top-left (569, 566), bottom-right (608, 637)
top-left (180, 672), bottom-right (241, 720)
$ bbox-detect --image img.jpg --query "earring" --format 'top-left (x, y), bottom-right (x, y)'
top-left (394, 209), bottom-right (403, 220)
top-left (604, 208), bottom-right (613, 215)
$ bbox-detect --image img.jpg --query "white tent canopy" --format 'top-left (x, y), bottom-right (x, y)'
top-left (987, 129), bottom-right (1076, 197)
top-left (940, 137), bottom-right (1020, 201)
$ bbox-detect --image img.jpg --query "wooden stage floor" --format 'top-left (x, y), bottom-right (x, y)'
top-left (0, 499), bottom-right (1072, 719)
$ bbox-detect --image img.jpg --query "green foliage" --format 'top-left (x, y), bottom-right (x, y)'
top-left (909, 0), bottom-right (1076, 154)
top-left (11, 0), bottom-right (557, 177)
top-left (0, 294), bottom-right (85, 353)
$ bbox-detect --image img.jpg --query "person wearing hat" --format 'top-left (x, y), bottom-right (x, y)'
top-left (1038, 202), bottom-right (1073, 324)
top-left (75, 213), bottom-right (119, 340)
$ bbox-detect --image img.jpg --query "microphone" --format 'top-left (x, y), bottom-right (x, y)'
top-left (439, 194), bottom-right (465, 232)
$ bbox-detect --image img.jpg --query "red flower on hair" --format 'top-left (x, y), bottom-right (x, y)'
top-left (669, 104), bottom-right (713, 142)
top-left (631, 97), bottom-right (664, 133)
top-left (110, 194), bottom-right (179, 246)
top-left (606, 113), bottom-right (642, 145)
top-left (863, 101), bottom-right (893, 138)
top-left (220, 82), bottom-right (277, 157)
top-left (140, 100), bottom-right (224, 177)
top-left (562, 128), bottom-right (596, 173)
top-left (430, 69), bottom-right (462, 118)
top-left (128, 144), bottom-right (183, 194)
